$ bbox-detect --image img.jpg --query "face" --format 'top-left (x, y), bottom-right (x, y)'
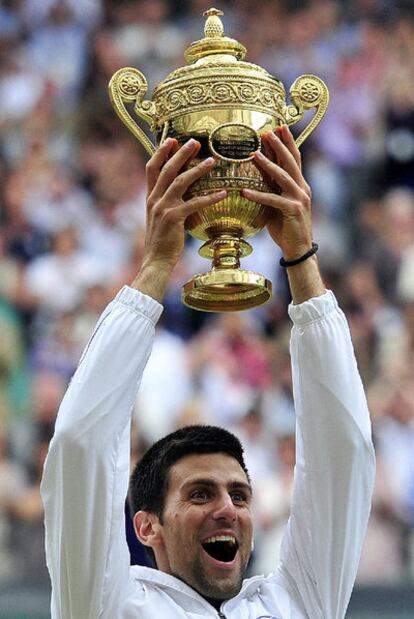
top-left (152, 453), bottom-right (253, 601)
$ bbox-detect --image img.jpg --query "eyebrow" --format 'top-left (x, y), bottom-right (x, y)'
top-left (182, 478), bottom-right (253, 497)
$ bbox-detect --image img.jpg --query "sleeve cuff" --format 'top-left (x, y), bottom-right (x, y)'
top-left (114, 285), bottom-right (164, 325)
top-left (288, 289), bottom-right (338, 325)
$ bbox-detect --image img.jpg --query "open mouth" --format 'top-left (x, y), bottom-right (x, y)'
top-left (201, 535), bottom-right (239, 563)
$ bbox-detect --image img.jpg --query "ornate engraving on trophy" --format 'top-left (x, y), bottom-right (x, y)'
top-left (154, 78), bottom-right (286, 123)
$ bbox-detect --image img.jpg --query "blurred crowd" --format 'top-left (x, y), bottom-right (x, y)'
top-left (0, 0), bottom-right (414, 592)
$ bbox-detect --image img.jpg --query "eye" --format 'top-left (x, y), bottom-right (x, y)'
top-left (230, 491), bottom-right (248, 505)
top-left (190, 490), bottom-right (210, 502)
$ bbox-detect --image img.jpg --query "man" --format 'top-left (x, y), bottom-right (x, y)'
top-left (41, 127), bottom-right (375, 618)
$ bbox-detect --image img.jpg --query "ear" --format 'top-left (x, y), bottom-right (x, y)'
top-left (133, 511), bottom-right (163, 549)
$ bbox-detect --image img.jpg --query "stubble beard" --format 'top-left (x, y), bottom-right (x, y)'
top-left (188, 551), bottom-right (249, 602)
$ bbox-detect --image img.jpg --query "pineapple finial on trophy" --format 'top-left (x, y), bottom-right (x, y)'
top-left (203, 8), bottom-right (225, 38)
top-left (185, 7), bottom-right (246, 63)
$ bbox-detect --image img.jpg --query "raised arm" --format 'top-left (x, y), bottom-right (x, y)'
top-left (41, 288), bottom-right (162, 618)
top-left (40, 138), bottom-right (226, 618)
top-left (280, 289), bottom-right (375, 618)
top-left (245, 128), bottom-right (375, 618)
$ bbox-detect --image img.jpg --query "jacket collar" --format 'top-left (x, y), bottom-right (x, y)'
top-left (131, 565), bottom-right (264, 614)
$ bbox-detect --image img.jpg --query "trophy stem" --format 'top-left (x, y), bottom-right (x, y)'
top-left (198, 231), bottom-right (253, 266)
top-left (183, 232), bottom-right (272, 312)
top-left (211, 234), bottom-right (242, 270)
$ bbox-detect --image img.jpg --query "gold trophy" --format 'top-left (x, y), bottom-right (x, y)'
top-left (109, 8), bottom-right (329, 312)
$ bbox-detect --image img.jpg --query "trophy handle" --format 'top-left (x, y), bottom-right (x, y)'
top-left (283, 75), bottom-right (329, 148)
top-left (108, 67), bottom-right (157, 157)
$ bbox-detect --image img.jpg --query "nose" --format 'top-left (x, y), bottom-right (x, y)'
top-left (212, 492), bottom-right (237, 522)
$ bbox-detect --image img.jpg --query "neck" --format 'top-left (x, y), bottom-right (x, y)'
top-left (205, 596), bottom-right (224, 611)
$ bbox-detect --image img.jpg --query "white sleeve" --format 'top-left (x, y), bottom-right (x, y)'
top-left (40, 286), bottom-right (163, 619)
top-left (278, 290), bottom-right (375, 619)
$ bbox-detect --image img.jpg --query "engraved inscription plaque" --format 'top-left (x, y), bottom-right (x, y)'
top-left (209, 123), bottom-right (260, 162)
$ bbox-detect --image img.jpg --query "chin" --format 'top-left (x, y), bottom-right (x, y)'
top-left (214, 579), bottom-right (244, 600)
top-left (174, 549), bottom-right (249, 601)
top-left (193, 567), bottom-right (245, 601)
top-left (196, 581), bottom-right (242, 602)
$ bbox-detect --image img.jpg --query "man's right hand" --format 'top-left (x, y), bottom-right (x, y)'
top-left (132, 138), bottom-right (227, 303)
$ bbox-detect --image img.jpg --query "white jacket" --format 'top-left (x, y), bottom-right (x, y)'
top-left (41, 286), bottom-right (375, 619)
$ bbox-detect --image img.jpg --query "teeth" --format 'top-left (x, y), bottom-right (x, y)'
top-left (203, 535), bottom-right (236, 545)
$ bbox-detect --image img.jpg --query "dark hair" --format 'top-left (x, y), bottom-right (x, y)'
top-left (129, 425), bottom-right (249, 519)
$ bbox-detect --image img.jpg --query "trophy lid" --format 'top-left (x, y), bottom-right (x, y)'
top-left (151, 7), bottom-right (287, 128)
top-left (185, 8), bottom-right (247, 64)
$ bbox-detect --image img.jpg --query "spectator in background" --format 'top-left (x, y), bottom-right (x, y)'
top-left (8, 423), bottom-right (52, 588)
top-left (380, 13), bottom-right (414, 191)
top-left (30, 313), bottom-right (83, 382)
top-left (260, 335), bottom-right (296, 438)
top-left (366, 378), bottom-right (414, 581)
top-left (19, 0), bottom-right (102, 32)
top-left (0, 34), bottom-right (45, 162)
top-left (109, 0), bottom-right (183, 90)
top-left (190, 311), bottom-right (270, 428)
top-left (234, 406), bottom-right (276, 488)
top-left (24, 2), bottom-right (89, 113)
top-left (24, 227), bottom-right (105, 318)
top-left (342, 261), bottom-right (403, 382)
top-left (0, 230), bottom-right (30, 426)
top-left (357, 188), bottom-right (414, 304)
top-left (22, 166), bottom-right (94, 237)
top-left (71, 283), bottom-right (112, 348)
top-left (357, 444), bottom-right (409, 584)
top-left (2, 169), bottom-right (49, 266)
top-left (252, 433), bottom-right (295, 577)
top-left (0, 426), bottom-right (26, 586)
top-left (0, 299), bottom-right (28, 426)
top-left (134, 318), bottom-right (192, 444)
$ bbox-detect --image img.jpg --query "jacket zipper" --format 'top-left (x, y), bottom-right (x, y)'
top-left (218, 613), bottom-right (227, 619)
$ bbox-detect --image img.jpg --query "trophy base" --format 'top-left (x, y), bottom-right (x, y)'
top-left (182, 269), bottom-right (272, 312)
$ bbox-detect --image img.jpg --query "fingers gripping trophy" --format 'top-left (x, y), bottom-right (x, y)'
top-left (109, 8), bottom-right (329, 312)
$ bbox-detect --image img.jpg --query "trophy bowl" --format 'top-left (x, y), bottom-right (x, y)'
top-left (109, 8), bottom-right (329, 312)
